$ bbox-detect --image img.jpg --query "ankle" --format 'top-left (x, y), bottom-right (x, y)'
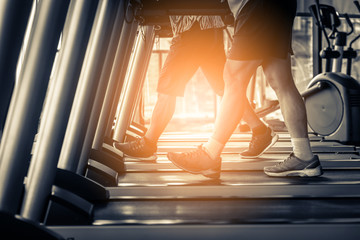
top-left (291, 137), bottom-right (314, 161)
top-left (143, 136), bottom-right (157, 147)
top-left (252, 124), bottom-right (268, 135)
top-left (203, 137), bottom-right (224, 160)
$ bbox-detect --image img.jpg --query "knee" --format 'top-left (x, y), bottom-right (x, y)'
top-left (266, 71), bottom-right (296, 96)
top-left (223, 68), bottom-right (248, 94)
top-left (266, 74), bottom-right (281, 93)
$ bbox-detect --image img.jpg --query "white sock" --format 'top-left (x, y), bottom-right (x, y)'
top-left (291, 138), bottom-right (314, 161)
top-left (203, 137), bottom-right (224, 160)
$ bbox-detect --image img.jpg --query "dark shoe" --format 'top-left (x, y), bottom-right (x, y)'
top-left (240, 127), bottom-right (278, 159)
top-left (113, 137), bottom-right (157, 159)
top-left (264, 153), bottom-right (323, 177)
top-left (167, 145), bottom-right (221, 179)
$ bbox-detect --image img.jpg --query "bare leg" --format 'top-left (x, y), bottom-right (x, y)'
top-left (263, 55), bottom-right (313, 161)
top-left (242, 99), bottom-right (266, 129)
top-left (144, 93), bottom-right (176, 143)
top-left (262, 55), bottom-right (308, 138)
top-left (262, 55), bottom-right (322, 177)
top-left (211, 59), bottom-right (261, 145)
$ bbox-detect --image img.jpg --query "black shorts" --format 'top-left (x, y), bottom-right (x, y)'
top-left (157, 23), bottom-right (226, 97)
top-left (228, 0), bottom-right (297, 60)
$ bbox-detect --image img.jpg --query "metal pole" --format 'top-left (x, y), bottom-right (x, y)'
top-left (56, 0), bottom-right (118, 173)
top-left (77, 0), bottom-right (126, 175)
top-left (0, 0), bottom-right (69, 215)
top-left (19, 0), bottom-right (98, 222)
top-left (112, 25), bottom-right (155, 143)
top-left (312, 16), bottom-right (322, 77)
top-left (110, 30), bottom-right (141, 142)
top-left (94, 20), bottom-right (139, 145)
top-left (131, 27), bottom-right (156, 125)
top-left (0, 0), bottom-right (33, 141)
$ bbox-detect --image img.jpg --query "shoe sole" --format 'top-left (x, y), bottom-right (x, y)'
top-left (240, 133), bottom-right (279, 159)
top-left (168, 155), bottom-right (221, 179)
top-left (264, 166), bottom-right (323, 177)
top-left (124, 155), bottom-right (157, 161)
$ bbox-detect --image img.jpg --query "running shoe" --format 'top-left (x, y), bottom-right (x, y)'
top-left (240, 127), bottom-right (278, 158)
top-left (167, 145), bottom-right (221, 179)
top-left (264, 152), bottom-right (323, 177)
top-left (113, 137), bottom-right (157, 158)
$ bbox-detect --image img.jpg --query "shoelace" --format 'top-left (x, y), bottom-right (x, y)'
top-left (249, 135), bottom-right (261, 149)
top-left (183, 145), bottom-right (204, 158)
top-left (275, 153), bottom-right (294, 167)
top-left (129, 137), bottom-right (144, 151)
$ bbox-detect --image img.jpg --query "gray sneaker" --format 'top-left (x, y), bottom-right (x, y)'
top-left (264, 153), bottom-right (323, 177)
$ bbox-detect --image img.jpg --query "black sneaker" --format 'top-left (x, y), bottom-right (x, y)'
top-left (167, 145), bottom-right (221, 179)
top-left (113, 137), bottom-right (157, 159)
top-left (240, 127), bottom-right (278, 158)
top-left (264, 153), bottom-right (323, 177)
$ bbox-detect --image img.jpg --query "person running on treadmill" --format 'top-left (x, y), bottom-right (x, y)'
top-left (114, 14), bottom-right (278, 160)
top-left (167, 0), bottom-right (323, 178)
